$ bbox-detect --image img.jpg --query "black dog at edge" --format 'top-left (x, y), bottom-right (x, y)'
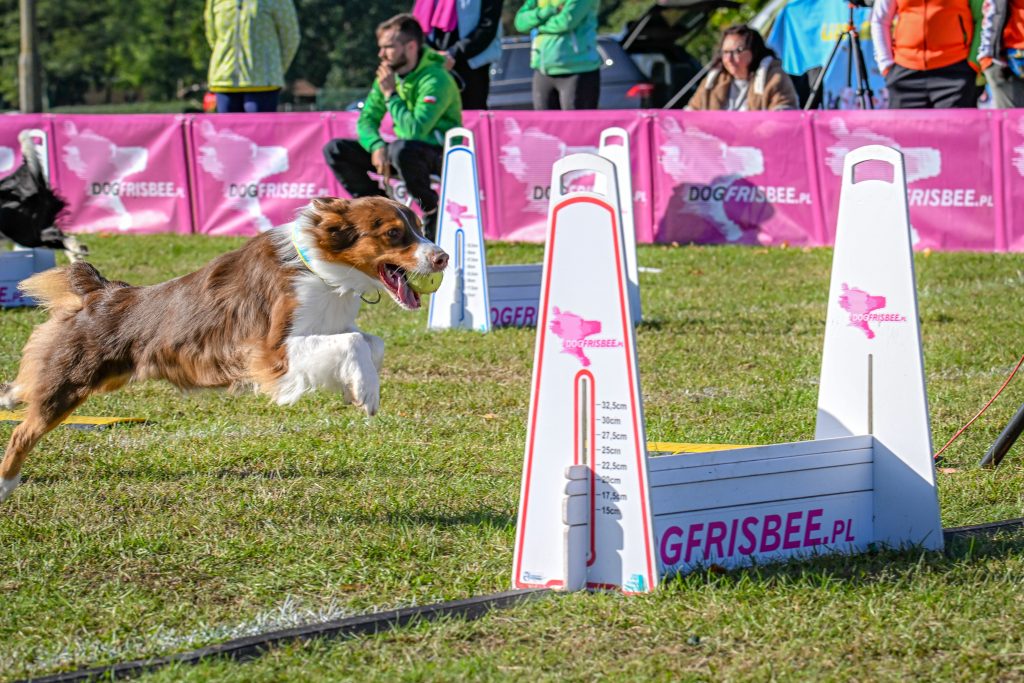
top-left (0, 131), bottom-right (86, 260)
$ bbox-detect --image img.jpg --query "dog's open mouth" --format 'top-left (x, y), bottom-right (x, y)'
top-left (378, 263), bottom-right (421, 310)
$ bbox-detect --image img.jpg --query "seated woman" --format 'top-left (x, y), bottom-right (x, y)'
top-left (686, 24), bottom-right (799, 111)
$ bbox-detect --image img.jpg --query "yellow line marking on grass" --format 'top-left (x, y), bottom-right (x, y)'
top-left (647, 441), bottom-right (750, 455)
top-left (0, 411), bottom-right (146, 428)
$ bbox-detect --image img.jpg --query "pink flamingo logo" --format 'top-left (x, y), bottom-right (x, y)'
top-left (444, 199), bottom-right (476, 227)
top-left (61, 121), bottom-right (150, 231)
top-left (838, 283), bottom-right (901, 339)
top-left (549, 307), bottom-right (603, 367)
top-left (196, 121), bottom-right (289, 232)
top-left (658, 118), bottom-right (764, 242)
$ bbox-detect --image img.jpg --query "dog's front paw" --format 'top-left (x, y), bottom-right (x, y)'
top-left (346, 371), bottom-right (380, 417)
top-left (356, 385), bottom-right (380, 417)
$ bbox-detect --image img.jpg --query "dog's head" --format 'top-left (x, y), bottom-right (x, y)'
top-left (294, 196), bottom-right (448, 310)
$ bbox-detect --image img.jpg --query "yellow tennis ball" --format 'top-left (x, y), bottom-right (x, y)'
top-left (406, 271), bottom-right (443, 294)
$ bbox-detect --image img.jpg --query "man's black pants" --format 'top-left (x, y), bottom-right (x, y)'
top-left (454, 62), bottom-right (491, 110)
top-left (322, 138), bottom-right (443, 214)
top-left (885, 60), bottom-right (978, 109)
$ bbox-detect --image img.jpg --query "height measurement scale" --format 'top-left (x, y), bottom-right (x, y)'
top-left (428, 127), bottom-right (490, 332)
top-left (512, 154), bottom-right (657, 593)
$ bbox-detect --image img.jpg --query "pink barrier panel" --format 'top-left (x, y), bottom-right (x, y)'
top-left (486, 110), bottom-right (654, 242)
top-left (461, 111), bottom-right (497, 240)
top-left (51, 115), bottom-right (192, 234)
top-left (652, 111), bottom-right (820, 246)
top-left (0, 115), bottom-right (52, 178)
top-left (323, 110), bottom-right (359, 199)
top-left (811, 110), bottom-right (999, 251)
top-left (188, 113), bottom-right (335, 235)
top-left (1001, 111), bottom-right (1024, 251)
top-left (1, 111), bottom-right (1018, 251)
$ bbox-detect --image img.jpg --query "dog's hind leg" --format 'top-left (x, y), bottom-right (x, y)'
top-left (0, 386), bottom-right (88, 503)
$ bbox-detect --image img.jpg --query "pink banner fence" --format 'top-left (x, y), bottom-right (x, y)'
top-left (50, 115), bottom-right (193, 234)
top-left (0, 109), bottom-right (1019, 250)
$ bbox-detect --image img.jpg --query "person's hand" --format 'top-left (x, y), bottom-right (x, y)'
top-left (377, 63), bottom-right (397, 99)
top-left (443, 52), bottom-right (456, 71)
top-left (371, 146), bottom-right (389, 175)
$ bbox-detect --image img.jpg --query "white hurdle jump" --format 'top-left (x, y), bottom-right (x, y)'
top-left (427, 127), bottom-right (641, 332)
top-left (512, 145), bottom-right (942, 594)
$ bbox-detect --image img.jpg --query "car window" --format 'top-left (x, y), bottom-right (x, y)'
top-left (493, 44), bottom-right (534, 82)
top-left (598, 41), bottom-right (642, 82)
top-left (492, 38), bottom-right (644, 84)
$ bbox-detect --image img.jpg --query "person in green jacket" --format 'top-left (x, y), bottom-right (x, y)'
top-left (323, 13), bottom-right (461, 241)
top-left (514, 0), bottom-right (601, 109)
top-left (204, 0), bottom-right (300, 113)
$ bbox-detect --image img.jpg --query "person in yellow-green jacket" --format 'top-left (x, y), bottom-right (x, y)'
top-left (514, 0), bottom-right (601, 109)
top-left (204, 0), bottom-right (300, 113)
top-left (322, 14), bottom-right (461, 241)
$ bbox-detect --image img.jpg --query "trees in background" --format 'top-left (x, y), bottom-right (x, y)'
top-left (0, 0), bottom-right (208, 107)
top-left (0, 0), bottom-right (406, 108)
top-left (0, 0), bottom-right (766, 109)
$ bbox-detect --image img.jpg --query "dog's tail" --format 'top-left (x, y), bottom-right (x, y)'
top-left (19, 262), bottom-right (118, 314)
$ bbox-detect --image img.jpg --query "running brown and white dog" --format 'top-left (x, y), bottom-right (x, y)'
top-left (0, 196), bottom-right (448, 502)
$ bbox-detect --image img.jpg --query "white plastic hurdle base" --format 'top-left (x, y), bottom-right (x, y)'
top-left (512, 145), bottom-right (942, 593)
top-left (1, 129), bottom-right (58, 308)
top-left (0, 249), bottom-right (56, 308)
top-left (428, 127), bottom-right (641, 332)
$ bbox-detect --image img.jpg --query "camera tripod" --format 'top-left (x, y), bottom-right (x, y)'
top-left (980, 401), bottom-right (1024, 468)
top-left (804, 1), bottom-right (875, 110)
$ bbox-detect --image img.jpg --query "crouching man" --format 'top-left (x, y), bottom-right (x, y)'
top-left (323, 13), bottom-right (462, 241)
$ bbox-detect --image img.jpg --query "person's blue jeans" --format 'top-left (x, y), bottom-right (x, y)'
top-left (215, 90), bottom-right (280, 113)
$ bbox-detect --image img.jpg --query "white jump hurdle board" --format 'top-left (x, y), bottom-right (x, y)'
top-left (650, 436), bottom-right (874, 573)
top-left (429, 128), bottom-right (640, 331)
top-left (513, 145), bottom-right (943, 594)
top-left (0, 248), bottom-right (55, 308)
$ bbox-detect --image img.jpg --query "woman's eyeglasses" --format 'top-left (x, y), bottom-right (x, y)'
top-left (721, 48), bottom-right (749, 58)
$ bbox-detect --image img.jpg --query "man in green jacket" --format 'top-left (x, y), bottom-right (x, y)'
top-left (323, 13), bottom-right (462, 240)
top-left (205, 0), bottom-right (300, 113)
top-left (514, 0), bottom-right (601, 110)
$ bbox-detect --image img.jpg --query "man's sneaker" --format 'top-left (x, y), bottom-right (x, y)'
top-left (421, 208), bottom-right (438, 242)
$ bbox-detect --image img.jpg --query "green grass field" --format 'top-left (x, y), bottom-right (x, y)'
top-left (1, 235), bottom-right (1023, 681)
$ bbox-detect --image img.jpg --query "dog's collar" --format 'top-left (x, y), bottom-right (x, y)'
top-left (290, 221), bottom-right (380, 304)
top-left (291, 221), bottom-right (320, 275)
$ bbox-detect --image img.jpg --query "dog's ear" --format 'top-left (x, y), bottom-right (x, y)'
top-left (311, 198), bottom-right (360, 252)
top-left (324, 223), bottom-right (360, 251)
top-left (311, 196), bottom-right (349, 216)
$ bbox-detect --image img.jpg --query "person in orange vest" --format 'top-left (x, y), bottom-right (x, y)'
top-left (979, 0), bottom-right (1024, 107)
top-left (871, 0), bottom-right (979, 108)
